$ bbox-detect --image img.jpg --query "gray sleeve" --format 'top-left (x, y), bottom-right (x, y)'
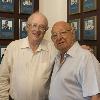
top-left (80, 53), bottom-right (100, 97)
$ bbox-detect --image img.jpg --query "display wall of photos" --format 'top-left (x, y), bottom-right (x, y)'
top-left (69, 0), bottom-right (80, 15)
top-left (19, 19), bottom-right (27, 39)
top-left (0, 17), bottom-right (14, 39)
top-left (69, 19), bottom-right (80, 40)
top-left (83, 0), bottom-right (97, 12)
top-left (0, 45), bottom-right (7, 64)
top-left (69, 0), bottom-right (97, 15)
top-left (0, 0), bottom-right (14, 12)
top-left (83, 16), bottom-right (97, 40)
top-left (67, 0), bottom-right (100, 61)
top-left (20, 0), bottom-right (34, 14)
top-left (0, 0), bottom-right (39, 63)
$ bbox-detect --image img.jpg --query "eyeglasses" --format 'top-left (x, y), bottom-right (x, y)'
top-left (51, 29), bottom-right (72, 39)
top-left (27, 23), bottom-right (47, 33)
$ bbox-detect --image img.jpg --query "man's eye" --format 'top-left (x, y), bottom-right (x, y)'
top-left (61, 31), bottom-right (66, 34)
top-left (39, 26), bottom-right (45, 29)
top-left (33, 24), bottom-right (37, 27)
top-left (53, 35), bottom-right (57, 37)
top-left (52, 34), bottom-right (57, 38)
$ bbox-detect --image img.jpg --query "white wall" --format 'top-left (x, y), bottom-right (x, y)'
top-left (39, 0), bottom-right (67, 40)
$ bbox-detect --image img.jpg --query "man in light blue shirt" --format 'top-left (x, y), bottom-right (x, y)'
top-left (49, 21), bottom-right (100, 100)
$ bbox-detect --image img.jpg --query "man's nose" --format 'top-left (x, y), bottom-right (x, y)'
top-left (31, 25), bottom-right (39, 31)
top-left (56, 33), bottom-right (62, 40)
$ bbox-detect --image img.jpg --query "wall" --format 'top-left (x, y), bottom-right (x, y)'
top-left (39, 0), bottom-right (67, 40)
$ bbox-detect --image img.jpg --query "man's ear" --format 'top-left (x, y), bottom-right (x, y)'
top-left (51, 35), bottom-right (53, 41)
top-left (46, 26), bottom-right (49, 31)
top-left (71, 27), bottom-right (76, 34)
top-left (25, 21), bottom-right (29, 32)
top-left (71, 27), bottom-right (77, 40)
top-left (25, 24), bottom-right (29, 32)
top-left (25, 26), bottom-right (27, 32)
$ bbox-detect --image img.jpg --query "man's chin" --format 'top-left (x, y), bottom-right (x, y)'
top-left (57, 47), bottom-right (64, 51)
top-left (32, 32), bottom-right (41, 36)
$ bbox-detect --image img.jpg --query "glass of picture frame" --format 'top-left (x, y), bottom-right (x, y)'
top-left (19, 0), bottom-right (34, 14)
top-left (0, 0), bottom-right (14, 12)
top-left (69, 0), bottom-right (80, 15)
top-left (19, 19), bottom-right (27, 39)
top-left (83, 16), bottom-right (97, 40)
top-left (0, 45), bottom-right (7, 64)
top-left (69, 19), bottom-right (80, 40)
top-left (83, 0), bottom-right (97, 12)
top-left (90, 45), bottom-right (97, 57)
top-left (0, 17), bottom-right (14, 39)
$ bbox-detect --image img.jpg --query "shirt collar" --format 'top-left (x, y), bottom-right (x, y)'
top-left (56, 41), bottom-right (80, 58)
top-left (67, 41), bottom-right (80, 57)
top-left (21, 37), bottom-right (30, 48)
top-left (20, 37), bottom-right (48, 52)
top-left (36, 40), bottom-right (49, 52)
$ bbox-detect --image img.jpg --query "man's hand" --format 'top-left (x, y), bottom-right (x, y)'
top-left (81, 45), bottom-right (93, 53)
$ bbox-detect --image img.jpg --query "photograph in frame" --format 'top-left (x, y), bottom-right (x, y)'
top-left (83, 16), bottom-right (97, 40)
top-left (0, 45), bottom-right (7, 64)
top-left (0, 17), bottom-right (14, 39)
top-left (19, 0), bottom-right (34, 14)
top-left (0, 0), bottom-right (14, 12)
top-left (83, 0), bottom-right (97, 12)
top-left (69, 19), bottom-right (80, 40)
top-left (69, 0), bottom-right (80, 15)
top-left (90, 45), bottom-right (97, 57)
top-left (19, 19), bottom-right (27, 39)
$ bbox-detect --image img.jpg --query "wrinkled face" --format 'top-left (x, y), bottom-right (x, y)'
top-left (51, 22), bottom-right (75, 53)
top-left (26, 13), bottom-right (48, 44)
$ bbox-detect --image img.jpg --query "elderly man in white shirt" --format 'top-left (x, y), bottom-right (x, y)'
top-left (49, 21), bottom-right (100, 100)
top-left (0, 12), bottom-right (56, 100)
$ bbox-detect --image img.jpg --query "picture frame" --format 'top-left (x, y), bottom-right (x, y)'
top-left (19, 19), bottom-right (27, 39)
top-left (0, 45), bottom-right (7, 64)
top-left (0, 0), bottom-right (14, 12)
top-left (83, 0), bottom-right (97, 12)
top-left (0, 17), bottom-right (14, 39)
top-left (69, 19), bottom-right (80, 40)
top-left (83, 16), bottom-right (97, 40)
top-left (69, 0), bottom-right (80, 15)
top-left (19, 0), bottom-right (34, 14)
top-left (90, 45), bottom-right (97, 57)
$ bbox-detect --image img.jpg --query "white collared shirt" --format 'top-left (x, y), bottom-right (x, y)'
top-left (0, 37), bottom-right (57, 100)
top-left (49, 42), bottom-right (100, 100)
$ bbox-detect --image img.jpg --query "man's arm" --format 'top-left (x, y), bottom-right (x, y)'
top-left (0, 47), bottom-right (10, 100)
top-left (91, 94), bottom-right (100, 100)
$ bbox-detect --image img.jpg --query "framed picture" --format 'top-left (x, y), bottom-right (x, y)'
top-left (0, 17), bottom-right (14, 39)
top-left (0, 45), bottom-right (7, 64)
top-left (0, 0), bottom-right (14, 12)
top-left (90, 46), bottom-right (97, 57)
top-left (69, 19), bottom-right (80, 40)
top-left (19, 19), bottom-right (27, 39)
top-left (83, 16), bottom-right (97, 40)
top-left (83, 0), bottom-right (97, 12)
top-left (69, 0), bottom-right (80, 15)
top-left (19, 0), bottom-right (34, 14)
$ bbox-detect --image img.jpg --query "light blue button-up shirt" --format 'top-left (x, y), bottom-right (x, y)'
top-left (49, 42), bottom-right (100, 100)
